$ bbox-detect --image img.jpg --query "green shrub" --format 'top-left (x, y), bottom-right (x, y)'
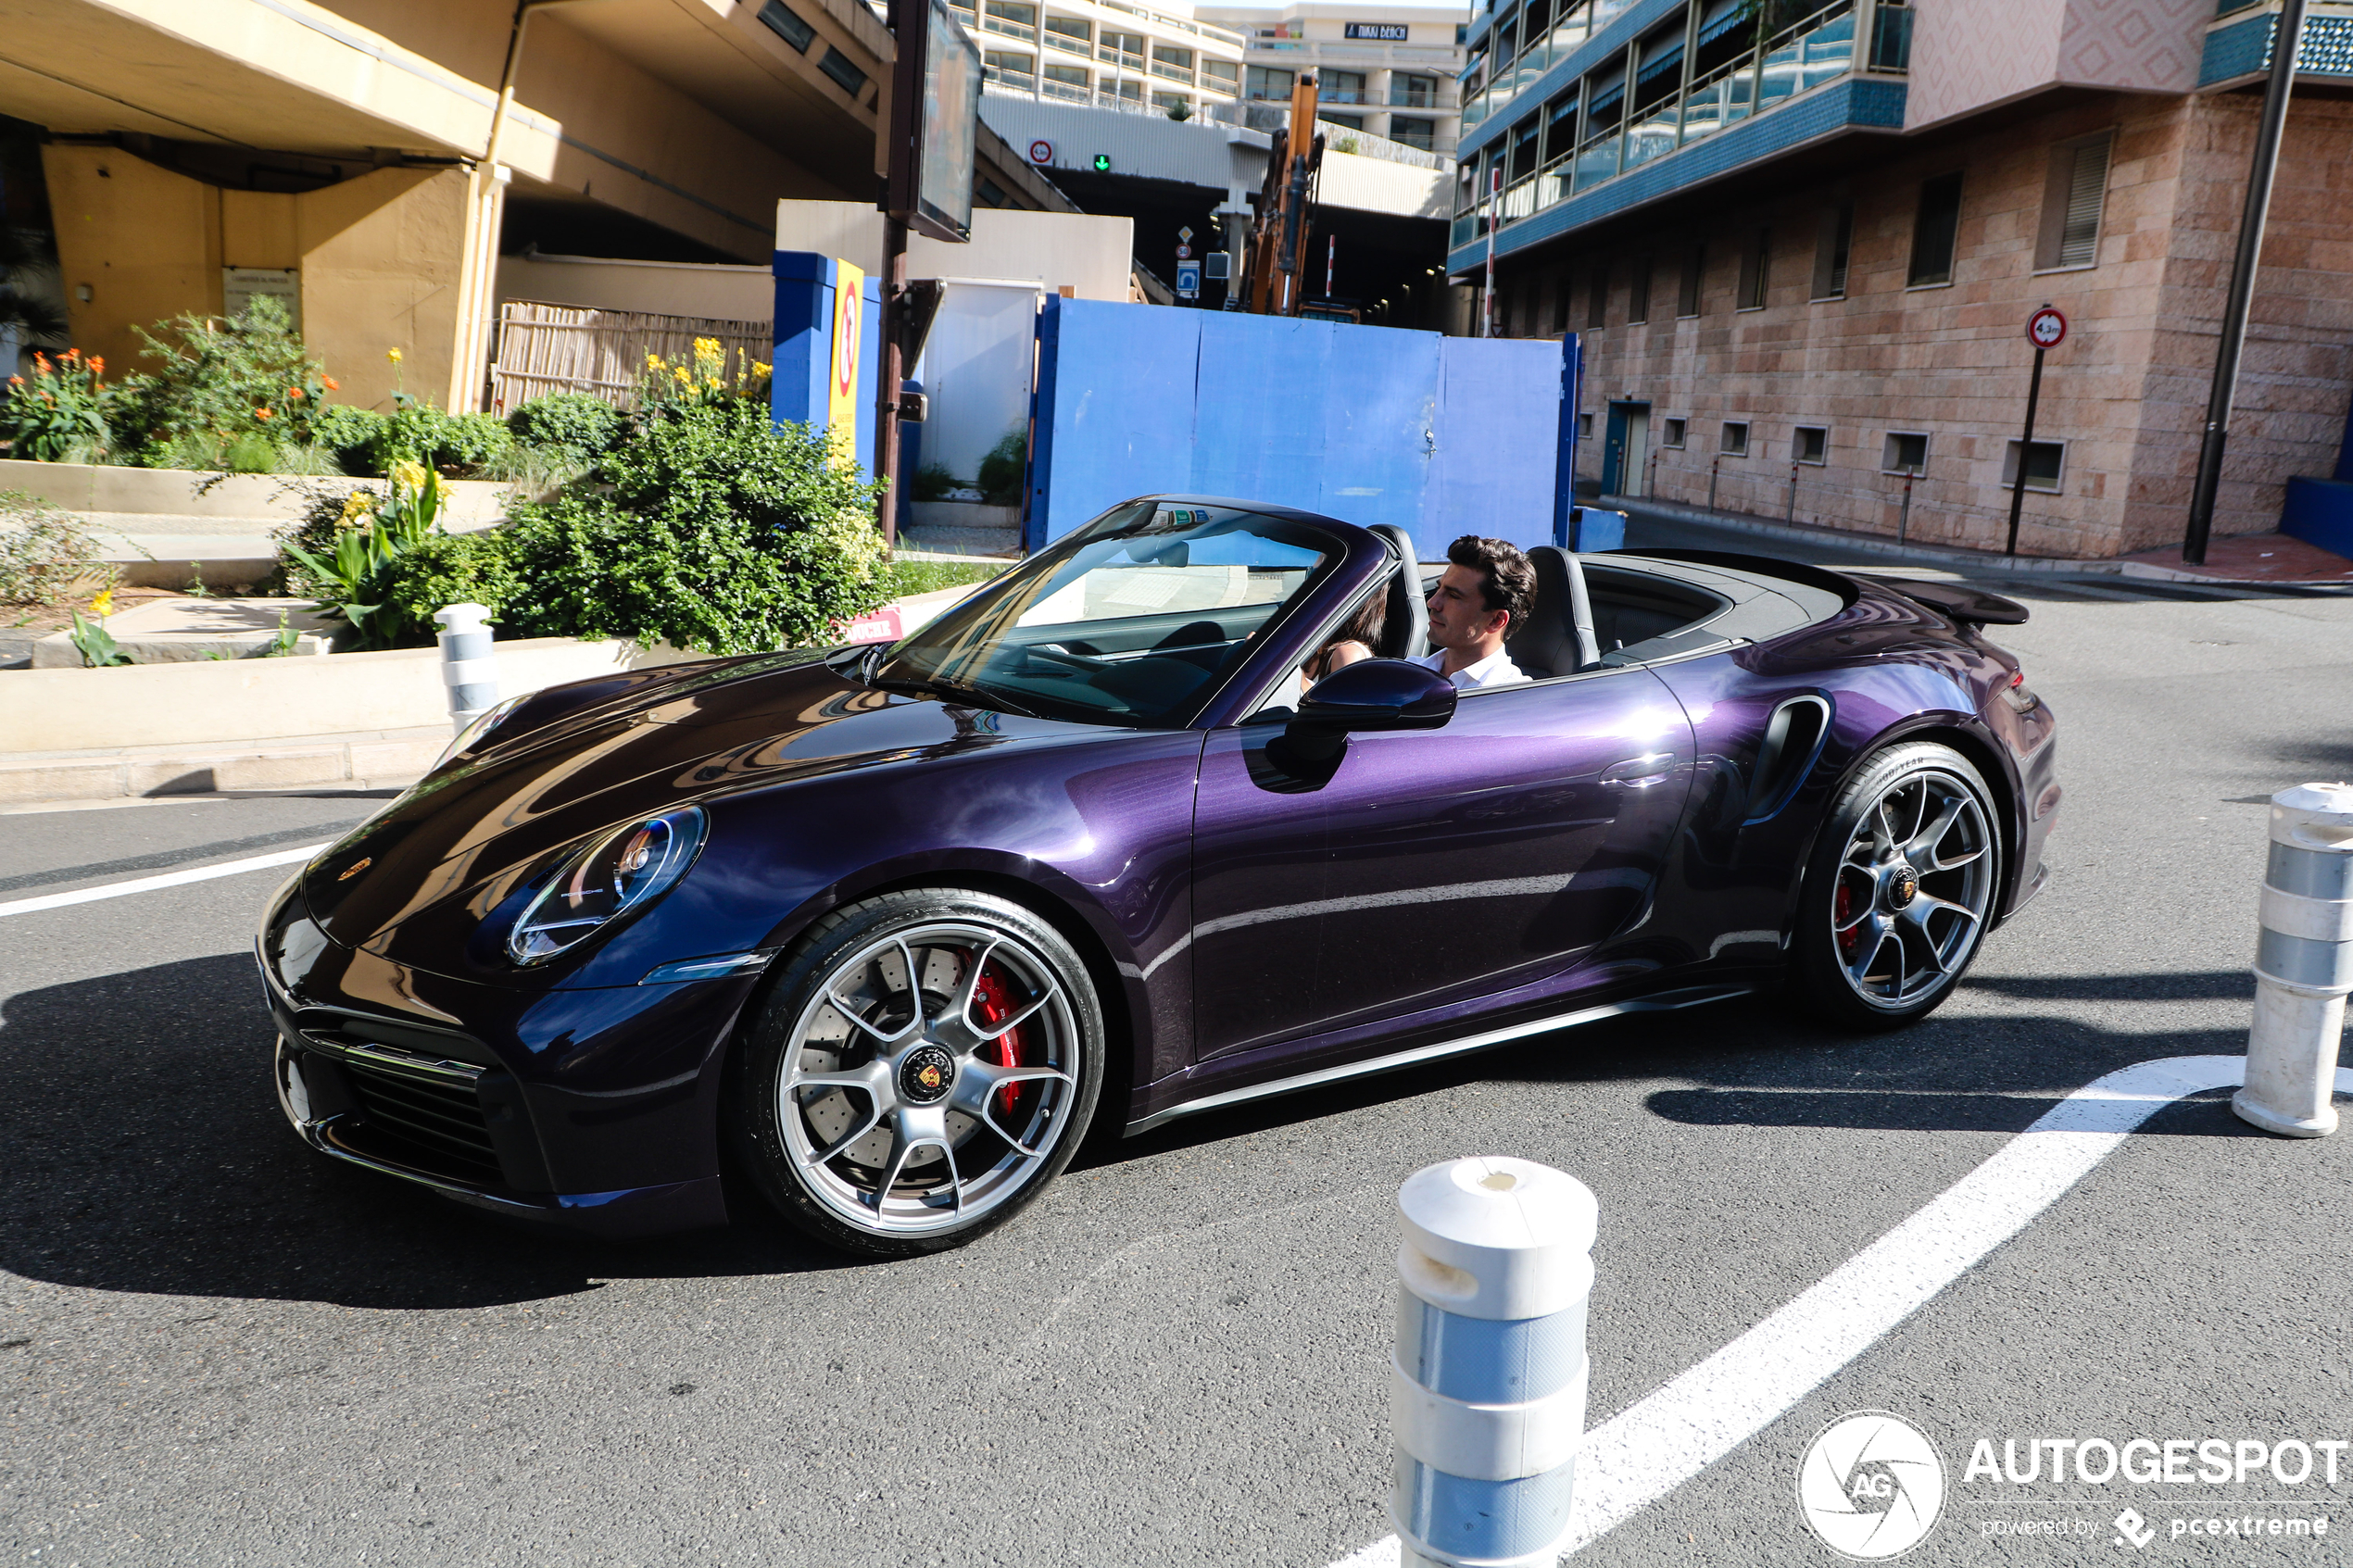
top-left (508, 392), bottom-right (622, 464)
top-left (221, 433), bottom-right (278, 473)
top-left (462, 396), bottom-right (887, 655)
top-left (0, 489), bottom-right (117, 606)
top-left (109, 296), bottom-right (333, 462)
top-left (885, 556), bottom-right (1008, 597)
top-left (309, 404), bottom-right (386, 474)
top-left (910, 462), bottom-right (960, 503)
top-left (975, 429), bottom-right (1026, 507)
top-left (371, 403), bottom-right (513, 475)
top-left (381, 528), bottom-right (530, 630)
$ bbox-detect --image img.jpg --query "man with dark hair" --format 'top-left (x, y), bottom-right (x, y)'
top-left (1414, 533), bottom-right (1534, 688)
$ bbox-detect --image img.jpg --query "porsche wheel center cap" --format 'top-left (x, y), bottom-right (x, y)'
top-left (1888, 865), bottom-right (1919, 909)
top-left (899, 1045), bottom-right (956, 1105)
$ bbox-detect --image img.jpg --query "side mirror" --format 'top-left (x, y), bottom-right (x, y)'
top-left (1286, 659), bottom-right (1455, 759)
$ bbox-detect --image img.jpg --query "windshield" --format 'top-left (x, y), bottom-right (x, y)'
top-left (874, 500), bottom-right (1344, 727)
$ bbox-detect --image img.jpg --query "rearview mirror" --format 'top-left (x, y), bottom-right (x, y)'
top-left (1285, 659), bottom-right (1455, 760)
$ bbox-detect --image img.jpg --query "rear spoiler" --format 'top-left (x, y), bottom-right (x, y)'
top-left (1868, 576), bottom-right (2031, 628)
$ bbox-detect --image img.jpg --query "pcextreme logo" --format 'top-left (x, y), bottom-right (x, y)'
top-left (1798, 1411), bottom-right (1947, 1560)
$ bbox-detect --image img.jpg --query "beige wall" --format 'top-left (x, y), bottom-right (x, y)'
top-left (496, 255), bottom-right (774, 321)
top-left (1520, 92), bottom-right (2353, 558)
top-left (44, 144), bottom-right (476, 412)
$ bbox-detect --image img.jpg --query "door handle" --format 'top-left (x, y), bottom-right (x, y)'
top-left (1600, 751), bottom-right (1674, 788)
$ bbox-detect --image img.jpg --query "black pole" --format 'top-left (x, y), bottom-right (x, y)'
top-left (2184, 0), bottom-right (2309, 565)
top-left (2006, 345), bottom-right (2045, 557)
top-left (877, 215), bottom-right (907, 548)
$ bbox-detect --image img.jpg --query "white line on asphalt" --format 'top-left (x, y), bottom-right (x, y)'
top-left (1328, 1054), bottom-right (2347, 1568)
top-left (0, 843), bottom-right (325, 919)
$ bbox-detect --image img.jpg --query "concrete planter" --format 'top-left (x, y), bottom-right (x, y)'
top-left (0, 635), bottom-right (688, 754)
top-left (0, 458), bottom-right (515, 528)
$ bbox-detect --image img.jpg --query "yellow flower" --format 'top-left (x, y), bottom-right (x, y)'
top-left (751, 360), bottom-right (772, 377)
top-left (89, 588), bottom-right (115, 619)
top-left (391, 458), bottom-right (430, 490)
top-left (693, 336), bottom-right (721, 357)
top-left (646, 351), bottom-right (663, 370)
top-left (336, 491), bottom-right (373, 529)
top-left (386, 347), bottom-right (404, 365)
top-left (673, 365), bottom-right (691, 383)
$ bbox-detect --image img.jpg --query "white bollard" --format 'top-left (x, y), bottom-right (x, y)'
top-left (433, 603), bottom-right (500, 735)
top-left (2234, 782), bottom-right (2353, 1137)
top-left (1390, 1156), bottom-right (1595, 1568)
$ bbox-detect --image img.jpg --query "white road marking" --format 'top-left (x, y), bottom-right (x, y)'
top-left (1329, 1054), bottom-right (2345, 1567)
top-left (0, 844), bottom-right (325, 919)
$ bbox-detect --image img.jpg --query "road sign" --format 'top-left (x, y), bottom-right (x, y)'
top-left (1176, 260), bottom-right (1202, 299)
top-left (1176, 244), bottom-right (1191, 259)
top-left (1178, 226), bottom-right (1194, 242)
top-left (2027, 307), bottom-right (2067, 348)
top-left (1027, 139), bottom-right (1054, 165)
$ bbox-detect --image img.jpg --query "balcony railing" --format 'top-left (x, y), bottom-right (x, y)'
top-left (1151, 59), bottom-right (1195, 82)
top-left (1466, 1), bottom-right (1894, 235)
top-left (1388, 87), bottom-right (1441, 107)
top-left (982, 13), bottom-right (1036, 41)
top-left (1044, 31), bottom-right (1089, 56)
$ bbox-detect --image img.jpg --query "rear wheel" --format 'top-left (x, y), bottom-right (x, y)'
top-left (733, 889), bottom-right (1103, 1257)
top-left (1791, 742), bottom-right (2000, 1030)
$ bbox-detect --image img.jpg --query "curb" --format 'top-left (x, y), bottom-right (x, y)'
top-left (0, 727), bottom-right (446, 805)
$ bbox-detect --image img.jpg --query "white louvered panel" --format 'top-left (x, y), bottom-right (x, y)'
top-left (2057, 137), bottom-right (2110, 268)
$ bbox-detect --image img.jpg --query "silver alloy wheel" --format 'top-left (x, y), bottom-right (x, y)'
top-left (777, 920), bottom-right (1078, 1236)
top-left (1830, 766), bottom-right (1994, 1010)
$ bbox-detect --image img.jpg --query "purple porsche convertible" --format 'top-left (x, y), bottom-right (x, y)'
top-left (258, 496), bottom-right (2059, 1255)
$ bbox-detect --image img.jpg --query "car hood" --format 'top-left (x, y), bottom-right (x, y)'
top-left (300, 652), bottom-right (1068, 954)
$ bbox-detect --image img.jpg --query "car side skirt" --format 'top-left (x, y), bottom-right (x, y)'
top-left (1124, 982), bottom-right (1755, 1135)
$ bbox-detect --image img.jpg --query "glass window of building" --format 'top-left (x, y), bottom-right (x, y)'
top-left (1392, 117), bottom-right (1438, 151)
top-left (985, 48), bottom-right (1036, 85)
top-left (1907, 171), bottom-right (1964, 287)
top-left (1793, 425), bottom-right (1828, 464)
top-left (1044, 61), bottom-right (1089, 90)
top-left (1202, 57), bottom-right (1239, 87)
top-left (1736, 225), bottom-right (1769, 308)
top-left (1325, 112), bottom-right (1366, 130)
top-left (1396, 73), bottom-right (1438, 107)
top-left (1326, 69), bottom-right (1367, 105)
top-left (2036, 132), bottom-right (2112, 270)
top-left (1629, 257), bottom-right (1651, 323)
top-left (1882, 433), bottom-right (1929, 474)
top-left (1677, 241), bottom-right (1705, 316)
top-left (1720, 420), bottom-right (1749, 456)
top-left (1248, 65), bottom-right (1294, 100)
top-left (1151, 43), bottom-right (1195, 81)
top-left (1101, 28), bottom-right (1145, 63)
top-left (984, 0), bottom-right (1037, 37)
top-left (1043, 14), bottom-right (1090, 51)
top-left (1153, 89), bottom-right (1192, 112)
top-left (1585, 260), bottom-right (1608, 329)
top-left (1811, 203), bottom-right (1853, 299)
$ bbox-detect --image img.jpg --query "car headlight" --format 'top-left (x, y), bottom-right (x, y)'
top-left (437, 694), bottom-right (529, 770)
top-left (506, 808), bottom-right (708, 965)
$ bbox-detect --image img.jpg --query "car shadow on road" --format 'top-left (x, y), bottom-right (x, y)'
top-left (0, 953), bottom-right (856, 1310)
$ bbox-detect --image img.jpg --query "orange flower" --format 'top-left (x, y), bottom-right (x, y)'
top-left (285, 386), bottom-right (305, 400)
top-left (255, 407), bottom-right (273, 420)
top-left (31, 353), bottom-right (47, 372)
top-left (6, 375), bottom-right (20, 387)
top-left (89, 357), bottom-right (104, 376)
top-left (322, 375), bottom-right (340, 392)
top-left (62, 347), bottom-right (80, 360)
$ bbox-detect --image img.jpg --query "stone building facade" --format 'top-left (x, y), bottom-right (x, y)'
top-left (1452, 0), bottom-right (2353, 558)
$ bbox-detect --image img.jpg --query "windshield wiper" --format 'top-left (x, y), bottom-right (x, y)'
top-left (871, 674), bottom-right (1039, 719)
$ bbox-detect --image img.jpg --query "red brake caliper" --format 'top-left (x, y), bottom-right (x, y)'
top-left (1835, 880), bottom-right (1858, 955)
top-left (969, 961), bottom-right (1024, 1117)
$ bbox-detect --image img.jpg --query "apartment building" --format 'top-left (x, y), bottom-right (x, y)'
top-left (1, 0), bottom-right (1063, 408)
top-left (1445, 0), bottom-right (2353, 559)
top-left (958, 0), bottom-right (1249, 117)
top-left (1199, 0), bottom-right (1469, 154)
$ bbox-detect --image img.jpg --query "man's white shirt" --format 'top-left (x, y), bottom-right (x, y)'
top-left (1412, 647), bottom-right (1529, 690)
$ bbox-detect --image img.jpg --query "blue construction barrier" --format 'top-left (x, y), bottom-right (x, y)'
top-left (771, 251), bottom-right (880, 476)
top-left (1028, 298), bottom-right (1583, 558)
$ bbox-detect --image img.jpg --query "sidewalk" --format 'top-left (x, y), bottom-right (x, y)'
top-left (1598, 492), bottom-right (2353, 586)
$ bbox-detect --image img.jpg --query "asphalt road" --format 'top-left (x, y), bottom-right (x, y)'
top-left (5, 540), bottom-right (2350, 1567)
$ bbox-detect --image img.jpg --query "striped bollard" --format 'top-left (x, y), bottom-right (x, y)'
top-left (1391, 1156), bottom-right (1595, 1568)
top-left (2233, 781), bottom-right (2353, 1137)
top-left (434, 603), bottom-right (500, 734)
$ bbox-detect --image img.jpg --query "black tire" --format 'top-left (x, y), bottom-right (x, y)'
top-left (732, 888), bottom-right (1104, 1257)
top-left (1790, 741), bottom-right (2002, 1031)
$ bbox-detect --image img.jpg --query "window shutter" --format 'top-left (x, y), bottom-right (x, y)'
top-left (2057, 138), bottom-right (2110, 268)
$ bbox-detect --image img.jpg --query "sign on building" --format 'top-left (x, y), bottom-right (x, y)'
top-left (223, 268), bottom-right (298, 332)
top-left (1344, 22), bottom-right (1410, 40)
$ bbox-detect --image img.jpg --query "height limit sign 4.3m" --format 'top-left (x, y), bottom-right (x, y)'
top-left (2006, 306), bottom-right (2067, 556)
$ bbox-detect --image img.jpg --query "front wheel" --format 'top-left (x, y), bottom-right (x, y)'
top-left (732, 888), bottom-right (1104, 1257)
top-left (1790, 742), bottom-right (2001, 1030)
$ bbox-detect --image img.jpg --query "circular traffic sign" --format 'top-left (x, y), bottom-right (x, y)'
top-left (1175, 244), bottom-right (1191, 259)
top-left (1027, 138), bottom-right (1054, 165)
top-left (2026, 307), bottom-right (2066, 348)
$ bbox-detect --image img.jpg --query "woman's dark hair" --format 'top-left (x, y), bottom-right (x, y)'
top-left (1447, 534), bottom-right (1537, 630)
top-left (1333, 588), bottom-right (1388, 652)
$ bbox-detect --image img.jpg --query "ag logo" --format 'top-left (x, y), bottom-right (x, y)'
top-left (1796, 1411), bottom-right (1944, 1560)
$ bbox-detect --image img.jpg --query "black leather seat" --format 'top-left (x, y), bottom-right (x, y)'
top-left (1505, 546), bottom-right (1602, 680)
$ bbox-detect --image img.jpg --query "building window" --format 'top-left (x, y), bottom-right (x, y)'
top-left (976, 176), bottom-right (1008, 207)
top-left (984, 0), bottom-right (1037, 36)
top-left (2036, 132), bottom-right (2113, 270)
top-left (1392, 117), bottom-right (1438, 151)
top-left (1736, 226), bottom-right (1769, 309)
top-left (985, 50), bottom-right (1036, 90)
top-left (1153, 90), bottom-right (1193, 113)
top-left (1247, 64), bottom-right (1293, 100)
top-left (1045, 61), bottom-right (1088, 89)
top-left (1907, 170), bottom-right (1964, 287)
top-left (1579, 411), bottom-right (1594, 441)
top-left (1324, 113), bottom-right (1366, 131)
top-left (1326, 69), bottom-right (1368, 105)
top-left (820, 45), bottom-right (869, 95)
top-left (1044, 13), bottom-right (1089, 46)
top-left (757, 0), bottom-right (814, 53)
top-left (1629, 256), bottom-right (1651, 323)
top-left (1202, 57), bottom-right (1239, 87)
top-left (1882, 432), bottom-right (1929, 474)
top-left (1663, 417), bottom-right (1687, 448)
top-left (1104, 77), bottom-right (1142, 101)
top-left (1553, 269), bottom-right (1573, 332)
top-left (1101, 29), bottom-right (1144, 65)
top-left (1720, 420), bottom-right (1750, 456)
top-left (2002, 438), bottom-right (2066, 493)
top-left (1677, 241), bottom-right (1704, 317)
top-left (1586, 260), bottom-right (1607, 328)
top-left (1793, 425), bottom-right (1828, 465)
top-left (1812, 202), bottom-right (1853, 300)
top-left (1396, 73), bottom-right (1439, 108)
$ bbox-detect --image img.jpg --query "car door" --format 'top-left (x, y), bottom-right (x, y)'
top-left (1187, 663), bottom-right (1696, 1061)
